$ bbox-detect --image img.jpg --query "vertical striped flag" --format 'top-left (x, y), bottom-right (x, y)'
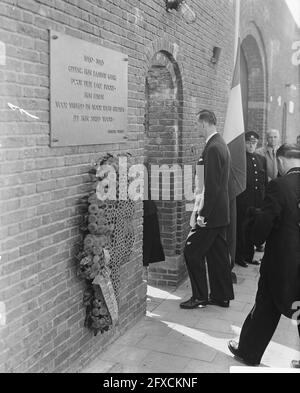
top-left (223, 39), bottom-right (246, 198)
top-left (223, 0), bottom-right (246, 266)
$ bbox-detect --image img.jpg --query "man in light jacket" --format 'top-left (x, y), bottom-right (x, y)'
top-left (256, 129), bottom-right (280, 181)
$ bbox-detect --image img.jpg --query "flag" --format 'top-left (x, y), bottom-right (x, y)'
top-left (223, 39), bottom-right (246, 198)
top-left (223, 34), bottom-right (246, 265)
top-left (223, 0), bottom-right (245, 267)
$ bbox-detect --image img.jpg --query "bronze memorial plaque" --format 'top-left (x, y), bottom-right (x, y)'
top-left (50, 31), bottom-right (128, 146)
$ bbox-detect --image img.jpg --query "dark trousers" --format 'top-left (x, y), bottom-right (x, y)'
top-left (236, 204), bottom-right (255, 264)
top-left (238, 275), bottom-right (300, 364)
top-left (227, 198), bottom-right (237, 270)
top-left (184, 226), bottom-right (234, 302)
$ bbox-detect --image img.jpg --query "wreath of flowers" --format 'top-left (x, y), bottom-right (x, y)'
top-left (77, 153), bottom-right (123, 336)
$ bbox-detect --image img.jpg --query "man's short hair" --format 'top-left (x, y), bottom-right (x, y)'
top-left (197, 110), bottom-right (217, 126)
top-left (266, 129), bottom-right (280, 138)
top-left (276, 144), bottom-right (300, 159)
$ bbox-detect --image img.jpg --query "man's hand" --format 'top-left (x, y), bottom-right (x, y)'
top-left (197, 216), bottom-right (207, 228)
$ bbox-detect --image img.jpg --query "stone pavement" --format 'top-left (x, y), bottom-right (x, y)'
top-left (82, 263), bottom-right (300, 373)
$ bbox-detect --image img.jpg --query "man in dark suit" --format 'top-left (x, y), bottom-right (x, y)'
top-left (235, 132), bottom-right (268, 268)
top-left (180, 110), bottom-right (234, 310)
top-left (228, 144), bottom-right (300, 368)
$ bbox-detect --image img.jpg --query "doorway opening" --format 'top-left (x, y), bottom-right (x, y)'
top-left (144, 51), bottom-right (184, 287)
top-left (241, 34), bottom-right (268, 142)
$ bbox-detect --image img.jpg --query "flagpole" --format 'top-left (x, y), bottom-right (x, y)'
top-left (234, 0), bottom-right (241, 62)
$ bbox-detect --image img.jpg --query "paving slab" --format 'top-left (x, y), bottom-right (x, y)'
top-left (81, 263), bottom-right (300, 373)
top-left (136, 335), bottom-right (218, 363)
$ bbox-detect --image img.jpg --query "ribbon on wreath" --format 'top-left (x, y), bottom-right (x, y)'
top-left (92, 249), bottom-right (118, 326)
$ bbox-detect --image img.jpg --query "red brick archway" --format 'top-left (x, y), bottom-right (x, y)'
top-left (144, 50), bottom-right (184, 287)
top-left (241, 34), bottom-right (268, 142)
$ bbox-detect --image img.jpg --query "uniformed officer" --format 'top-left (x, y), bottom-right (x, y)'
top-left (235, 132), bottom-right (268, 268)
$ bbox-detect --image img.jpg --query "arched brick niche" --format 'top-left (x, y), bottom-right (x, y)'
top-left (241, 25), bottom-right (268, 142)
top-left (144, 50), bottom-right (185, 287)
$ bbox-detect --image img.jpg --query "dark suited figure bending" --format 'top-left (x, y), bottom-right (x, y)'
top-left (229, 144), bottom-right (300, 369)
top-left (180, 110), bottom-right (234, 310)
top-left (143, 200), bottom-right (165, 267)
top-left (235, 132), bottom-right (268, 268)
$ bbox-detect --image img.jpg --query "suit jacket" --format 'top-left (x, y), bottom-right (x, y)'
top-left (200, 134), bottom-right (231, 228)
top-left (249, 168), bottom-right (300, 318)
top-left (237, 152), bottom-right (268, 211)
top-left (256, 146), bottom-right (278, 181)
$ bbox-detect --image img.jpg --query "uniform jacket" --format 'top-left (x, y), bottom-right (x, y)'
top-left (237, 152), bottom-right (268, 210)
top-left (200, 133), bottom-right (231, 228)
top-left (249, 168), bottom-right (300, 318)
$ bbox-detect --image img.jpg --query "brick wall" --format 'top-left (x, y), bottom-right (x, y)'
top-left (0, 0), bottom-right (235, 372)
top-left (145, 55), bottom-right (180, 256)
top-left (241, 0), bottom-right (300, 145)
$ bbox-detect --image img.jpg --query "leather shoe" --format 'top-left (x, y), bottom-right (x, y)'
top-left (236, 260), bottom-right (248, 268)
top-left (228, 340), bottom-right (260, 367)
top-left (291, 360), bottom-right (300, 369)
top-left (256, 245), bottom-right (265, 252)
top-left (208, 298), bottom-right (230, 308)
top-left (180, 298), bottom-right (207, 309)
top-left (247, 260), bottom-right (261, 266)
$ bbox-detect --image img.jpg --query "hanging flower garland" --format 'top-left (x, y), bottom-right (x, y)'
top-left (77, 153), bottom-right (129, 336)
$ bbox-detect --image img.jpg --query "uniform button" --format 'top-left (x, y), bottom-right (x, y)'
top-left (255, 187), bottom-right (258, 190)
top-left (254, 164), bottom-right (257, 167)
top-left (255, 172), bottom-right (258, 175)
top-left (256, 179), bottom-right (258, 182)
